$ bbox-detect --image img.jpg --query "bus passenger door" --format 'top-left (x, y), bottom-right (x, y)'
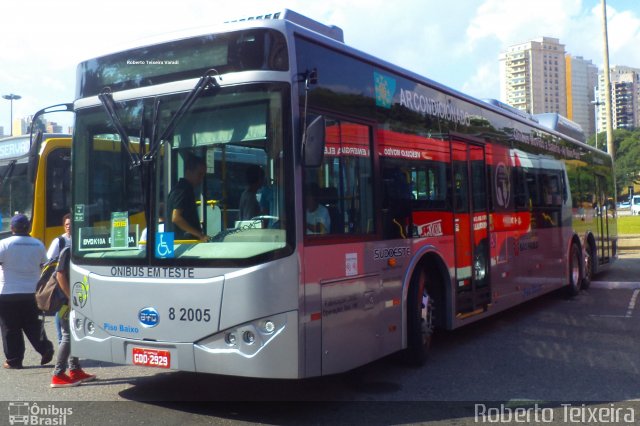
top-left (595, 174), bottom-right (611, 263)
top-left (452, 140), bottom-right (491, 316)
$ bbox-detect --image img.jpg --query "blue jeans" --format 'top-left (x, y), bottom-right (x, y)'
top-left (53, 306), bottom-right (79, 376)
top-left (54, 313), bottom-right (62, 343)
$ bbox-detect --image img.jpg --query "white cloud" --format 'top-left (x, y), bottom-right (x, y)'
top-left (606, 7), bottom-right (640, 67)
top-left (461, 62), bottom-right (498, 99)
top-left (466, 0), bottom-right (583, 47)
top-left (1, 0), bottom-right (639, 133)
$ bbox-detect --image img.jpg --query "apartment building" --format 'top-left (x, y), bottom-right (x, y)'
top-left (596, 66), bottom-right (640, 132)
top-left (566, 56), bottom-right (598, 136)
top-left (499, 37), bottom-right (567, 116)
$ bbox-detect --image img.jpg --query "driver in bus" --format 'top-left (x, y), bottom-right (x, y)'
top-left (167, 155), bottom-right (208, 242)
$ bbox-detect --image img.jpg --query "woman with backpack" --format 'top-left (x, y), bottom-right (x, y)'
top-left (50, 246), bottom-right (96, 387)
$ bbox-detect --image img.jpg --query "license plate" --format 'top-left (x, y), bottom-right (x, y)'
top-left (132, 347), bottom-right (170, 369)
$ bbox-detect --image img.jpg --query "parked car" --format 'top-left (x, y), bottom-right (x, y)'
top-left (618, 200), bottom-right (631, 209)
top-left (631, 195), bottom-right (640, 215)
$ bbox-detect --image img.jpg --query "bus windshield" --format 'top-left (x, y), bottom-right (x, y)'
top-left (0, 137), bottom-right (33, 234)
top-left (73, 83), bottom-right (290, 263)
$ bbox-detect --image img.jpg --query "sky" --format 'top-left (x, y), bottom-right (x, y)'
top-left (1, 0), bottom-right (639, 134)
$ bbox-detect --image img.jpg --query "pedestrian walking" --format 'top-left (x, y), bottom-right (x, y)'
top-left (50, 246), bottom-right (96, 387)
top-left (0, 214), bottom-right (54, 369)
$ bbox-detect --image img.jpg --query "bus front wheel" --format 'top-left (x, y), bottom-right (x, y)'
top-left (405, 267), bottom-right (435, 366)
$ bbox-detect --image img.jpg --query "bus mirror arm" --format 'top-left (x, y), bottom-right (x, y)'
top-left (27, 103), bottom-right (74, 183)
top-left (28, 103), bottom-right (74, 147)
top-left (300, 68), bottom-right (325, 168)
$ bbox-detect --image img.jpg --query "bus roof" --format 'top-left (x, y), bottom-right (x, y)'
top-left (76, 10), bottom-right (606, 161)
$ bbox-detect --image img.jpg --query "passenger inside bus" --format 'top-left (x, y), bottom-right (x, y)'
top-left (239, 165), bottom-right (265, 221)
top-left (305, 184), bottom-right (330, 235)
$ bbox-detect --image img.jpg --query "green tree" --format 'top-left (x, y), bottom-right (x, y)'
top-left (586, 129), bottom-right (640, 198)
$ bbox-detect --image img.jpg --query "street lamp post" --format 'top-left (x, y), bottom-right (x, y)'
top-left (2, 93), bottom-right (21, 136)
top-left (601, 0), bottom-right (615, 160)
top-left (591, 100), bottom-right (603, 150)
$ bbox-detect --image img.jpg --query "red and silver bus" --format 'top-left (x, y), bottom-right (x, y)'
top-left (69, 10), bottom-right (616, 377)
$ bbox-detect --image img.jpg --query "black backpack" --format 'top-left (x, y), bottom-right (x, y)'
top-left (34, 239), bottom-right (68, 314)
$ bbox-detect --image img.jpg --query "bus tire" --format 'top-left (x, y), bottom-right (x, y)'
top-left (582, 240), bottom-right (593, 290)
top-left (566, 242), bottom-right (582, 297)
top-left (404, 267), bottom-right (435, 367)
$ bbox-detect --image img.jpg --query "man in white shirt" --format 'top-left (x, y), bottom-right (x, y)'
top-left (0, 214), bottom-right (54, 369)
top-left (46, 213), bottom-right (72, 343)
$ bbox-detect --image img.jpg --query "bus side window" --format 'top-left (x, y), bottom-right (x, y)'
top-left (453, 162), bottom-right (469, 213)
top-left (513, 168), bottom-right (528, 210)
top-left (305, 118), bottom-right (374, 237)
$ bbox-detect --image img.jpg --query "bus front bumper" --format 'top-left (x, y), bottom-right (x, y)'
top-left (70, 309), bottom-right (301, 379)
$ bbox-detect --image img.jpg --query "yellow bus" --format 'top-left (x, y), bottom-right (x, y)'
top-left (0, 132), bottom-right (71, 247)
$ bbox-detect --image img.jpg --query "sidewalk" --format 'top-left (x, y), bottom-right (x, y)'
top-left (617, 234), bottom-right (640, 252)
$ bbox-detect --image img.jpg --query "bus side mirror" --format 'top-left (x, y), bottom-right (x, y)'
top-left (28, 131), bottom-right (43, 184)
top-left (303, 115), bottom-right (325, 168)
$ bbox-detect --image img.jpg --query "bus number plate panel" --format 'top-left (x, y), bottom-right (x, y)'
top-left (132, 347), bottom-right (170, 369)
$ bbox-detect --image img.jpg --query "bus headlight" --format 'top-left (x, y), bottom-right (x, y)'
top-left (224, 332), bottom-right (237, 346)
top-left (262, 320), bottom-right (275, 334)
top-left (196, 312), bottom-right (289, 357)
top-left (86, 321), bottom-right (95, 334)
top-left (74, 318), bottom-right (84, 331)
top-left (243, 331), bottom-right (256, 344)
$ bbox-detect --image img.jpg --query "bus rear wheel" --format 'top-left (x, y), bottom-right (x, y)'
top-left (582, 241), bottom-right (593, 290)
top-left (405, 267), bottom-right (435, 366)
top-left (567, 242), bottom-right (582, 297)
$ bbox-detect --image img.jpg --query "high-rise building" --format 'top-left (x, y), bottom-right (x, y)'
top-left (596, 66), bottom-right (640, 132)
top-left (499, 37), bottom-right (567, 116)
top-left (566, 56), bottom-right (598, 136)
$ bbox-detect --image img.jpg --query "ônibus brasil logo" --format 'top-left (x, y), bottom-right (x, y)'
top-left (8, 402), bottom-right (73, 425)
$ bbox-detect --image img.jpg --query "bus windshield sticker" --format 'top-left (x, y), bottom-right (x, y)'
top-left (111, 212), bottom-right (130, 248)
top-left (74, 204), bottom-right (85, 222)
top-left (78, 226), bottom-right (139, 251)
top-left (155, 232), bottom-right (175, 258)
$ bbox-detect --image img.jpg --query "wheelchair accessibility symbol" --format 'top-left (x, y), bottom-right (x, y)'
top-left (155, 232), bottom-right (174, 258)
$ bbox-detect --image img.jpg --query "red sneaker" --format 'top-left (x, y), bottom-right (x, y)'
top-left (51, 373), bottom-right (81, 388)
top-left (69, 368), bottom-right (96, 383)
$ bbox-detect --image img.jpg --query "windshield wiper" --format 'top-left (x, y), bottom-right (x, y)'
top-left (0, 160), bottom-right (17, 189)
top-left (98, 88), bottom-right (141, 167)
top-left (144, 69), bottom-right (221, 162)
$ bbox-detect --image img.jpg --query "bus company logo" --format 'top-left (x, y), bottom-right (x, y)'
top-left (494, 162), bottom-right (511, 208)
top-left (417, 220), bottom-right (444, 238)
top-left (139, 307), bottom-right (160, 328)
top-left (374, 72), bottom-right (396, 109)
top-left (7, 402), bottom-right (73, 425)
top-left (71, 277), bottom-right (89, 308)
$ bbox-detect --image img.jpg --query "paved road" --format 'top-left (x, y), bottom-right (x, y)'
top-left (1, 253), bottom-right (640, 425)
